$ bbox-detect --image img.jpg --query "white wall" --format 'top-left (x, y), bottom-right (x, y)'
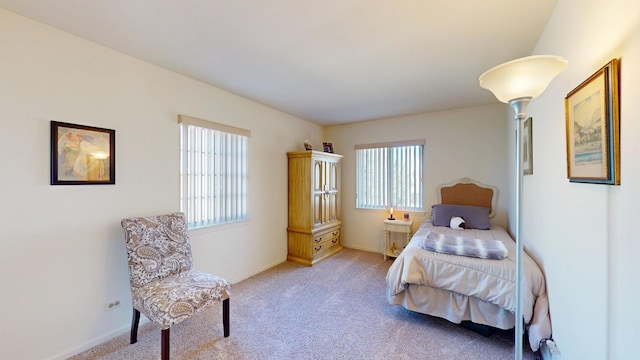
top-left (513, 1), bottom-right (640, 359)
top-left (325, 104), bottom-right (509, 253)
top-left (0, 9), bottom-right (323, 360)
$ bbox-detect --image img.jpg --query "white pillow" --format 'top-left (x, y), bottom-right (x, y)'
top-left (450, 216), bottom-right (466, 230)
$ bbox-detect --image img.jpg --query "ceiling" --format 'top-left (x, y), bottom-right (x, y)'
top-left (0, 0), bottom-right (558, 125)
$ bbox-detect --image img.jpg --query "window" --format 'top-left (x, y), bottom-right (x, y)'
top-left (178, 115), bottom-right (250, 229)
top-left (355, 140), bottom-right (424, 211)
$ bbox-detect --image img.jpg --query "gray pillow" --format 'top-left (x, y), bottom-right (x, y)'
top-left (432, 204), bottom-right (491, 230)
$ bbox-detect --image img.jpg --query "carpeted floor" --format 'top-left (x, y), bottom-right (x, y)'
top-left (70, 248), bottom-right (539, 359)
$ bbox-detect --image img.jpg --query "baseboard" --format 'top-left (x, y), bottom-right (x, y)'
top-left (43, 321), bottom-right (142, 360)
top-left (540, 339), bottom-right (561, 360)
top-left (341, 243), bottom-right (380, 254)
top-left (229, 256), bottom-right (288, 284)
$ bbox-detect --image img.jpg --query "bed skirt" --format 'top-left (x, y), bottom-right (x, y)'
top-left (388, 283), bottom-right (515, 330)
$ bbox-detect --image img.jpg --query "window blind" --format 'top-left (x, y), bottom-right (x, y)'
top-left (179, 115), bottom-right (249, 229)
top-left (355, 140), bottom-right (424, 211)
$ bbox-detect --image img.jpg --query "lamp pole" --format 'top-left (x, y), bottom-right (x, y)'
top-left (510, 97), bottom-right (530, 359)
top-left (479, 55), bottom-right (567, 360)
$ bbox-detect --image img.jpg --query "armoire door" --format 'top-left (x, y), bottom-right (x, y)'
top-left (325, 160), bottom-right (340, 223)
top-left (311, 158), bottom-right (326, 227)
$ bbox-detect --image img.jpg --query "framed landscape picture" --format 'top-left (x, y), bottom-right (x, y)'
top-left (51, 121), bottom-right (115, 185)
top-left (565, 59), bottom-right (620, 185)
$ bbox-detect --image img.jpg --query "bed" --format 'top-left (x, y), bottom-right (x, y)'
top-left (385, 178), bottom-right (551, 351)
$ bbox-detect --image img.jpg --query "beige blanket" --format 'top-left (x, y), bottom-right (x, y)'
top-left (386, 220), bottom-right (551, 351)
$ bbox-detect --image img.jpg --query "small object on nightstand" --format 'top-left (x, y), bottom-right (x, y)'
top-left (388, 207), bottom-right (395, 220)
top-left (304, 139), bottom-right (312, 150)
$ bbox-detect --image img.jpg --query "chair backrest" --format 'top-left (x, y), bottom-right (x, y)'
top-left (121, 212), bottom-right (193, 289)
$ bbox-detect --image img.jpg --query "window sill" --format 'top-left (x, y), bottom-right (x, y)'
top-left (188, 219), bottom-right (249, 235)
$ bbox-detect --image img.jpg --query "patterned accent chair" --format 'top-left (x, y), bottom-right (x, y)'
top-left (121, 212), bottom-right (230, 360)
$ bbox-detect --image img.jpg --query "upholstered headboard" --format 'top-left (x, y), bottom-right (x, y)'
top-left (436, 177), bottom-right (498, 218)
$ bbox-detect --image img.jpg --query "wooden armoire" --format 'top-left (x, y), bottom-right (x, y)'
top-left (287, 151), bottom-right (343, 266)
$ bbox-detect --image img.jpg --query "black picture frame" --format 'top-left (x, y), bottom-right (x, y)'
top-left (323, 142), bottom-right (334, 153)
top-left (51, 121), bottom-right (116, 185)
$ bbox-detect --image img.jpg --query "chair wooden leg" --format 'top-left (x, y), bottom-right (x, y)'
top-left (130, 309), bottom-right (140, 344)
top-left (223, 298), bottom-right (230, 337)
top-left (161, 328), bottom-right (170, 360)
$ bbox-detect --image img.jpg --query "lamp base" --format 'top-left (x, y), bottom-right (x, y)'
top-left (388, 215), bottom-right (395, 220)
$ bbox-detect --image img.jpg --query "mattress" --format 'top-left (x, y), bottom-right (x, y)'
top-left (386, 220), bottom-right (551, 351)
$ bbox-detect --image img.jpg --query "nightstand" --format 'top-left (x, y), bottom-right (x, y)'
top-left (383, 219), bottom-right (413, 260)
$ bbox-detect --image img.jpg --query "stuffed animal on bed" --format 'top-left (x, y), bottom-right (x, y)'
top-left (450, 216), bottom-right (466, 230)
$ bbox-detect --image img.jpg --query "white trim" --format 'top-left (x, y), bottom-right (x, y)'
top-left (355, 139), bottom-right (424, 149)
top-left (178, 114), bottom-right (251, 137)
top-left (43, 318), bottom-right (149, 360)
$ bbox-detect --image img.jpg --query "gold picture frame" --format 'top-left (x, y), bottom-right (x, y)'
top-left (51, 121), bottom-right (116, 185)
top-left (565, 59), bottom-right (620, 185)
top-left (523, 117), bottom-right (533, 175)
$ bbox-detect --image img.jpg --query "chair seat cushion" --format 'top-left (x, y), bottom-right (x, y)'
top-left (132, 269), bottom-right (231, 329)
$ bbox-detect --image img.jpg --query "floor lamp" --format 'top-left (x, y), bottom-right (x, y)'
top-left (479, 55), bottom-right (568, 359)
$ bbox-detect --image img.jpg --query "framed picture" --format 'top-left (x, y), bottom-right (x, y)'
top-left (323, 142), bottom-right (334, 153)
top-left (51, 121), bottom-right (115, 185)
top-left (565, 59), bottom-right (620, 185)
top-left (523, 117), bottom-right (533, 175)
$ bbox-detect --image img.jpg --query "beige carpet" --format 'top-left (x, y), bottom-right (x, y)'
top-left (71, 248), bottom-right (538, 359)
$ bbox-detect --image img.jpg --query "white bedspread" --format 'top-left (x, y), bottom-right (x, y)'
top-left (386, 220), bottom-right (551, 351)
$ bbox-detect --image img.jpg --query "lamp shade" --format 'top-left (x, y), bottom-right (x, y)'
top-left (479, 55), bottom-right (568, 103)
